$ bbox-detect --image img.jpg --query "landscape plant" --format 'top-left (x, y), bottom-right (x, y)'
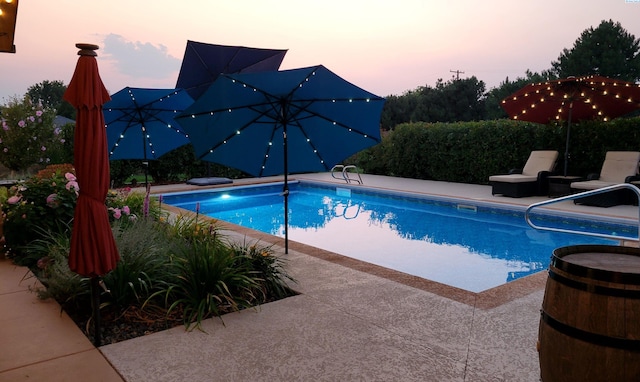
top-left (230, 240), bottom-right (296, 302)
top-left (0, 96), bottom-right (60, 172)
top-left (2, 164), bottom-right (78, 261)
top-left (153, 238), bottom-right (260, 330)
top-left (102, 219), bottom-right (177, 309)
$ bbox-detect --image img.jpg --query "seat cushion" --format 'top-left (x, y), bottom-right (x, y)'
top-left (489, 174), bottom-right (538, 183)
top-left (570, 180), bottom-right (616, 191)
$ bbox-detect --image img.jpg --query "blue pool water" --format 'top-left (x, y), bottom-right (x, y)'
top-left (161, 182), bottom-right (637, 292)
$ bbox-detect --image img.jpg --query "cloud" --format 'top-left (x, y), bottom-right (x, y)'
top-left (102, 33), bottom-right (180, 79)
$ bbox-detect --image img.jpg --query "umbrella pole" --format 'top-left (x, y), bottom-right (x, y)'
top-left (91, 277), bottom-right (102, 347)
top-left (143, 161), bottom-right (149, 188)
top-left (283, 123), bottom-right (289, 254)
top-left (563, 102), bottom-right (573, 177)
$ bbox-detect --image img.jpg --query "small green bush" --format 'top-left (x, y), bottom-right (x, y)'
top-left (25, 227), bottom-right (87, 306)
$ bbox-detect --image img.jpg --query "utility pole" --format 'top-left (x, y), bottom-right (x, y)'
top-left (450, 69), bottom-right (464, 80)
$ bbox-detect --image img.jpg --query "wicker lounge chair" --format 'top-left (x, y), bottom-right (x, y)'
top-left (489, 150), bottom-right (559, 198)
top-left (570, 151), bottom-right (640, 207)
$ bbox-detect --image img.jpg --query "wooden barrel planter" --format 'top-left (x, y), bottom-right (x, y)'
top-left (538, 245), bottom-right (640, 381)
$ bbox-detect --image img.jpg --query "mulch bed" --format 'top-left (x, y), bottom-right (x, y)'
top-left (62, 301), bottom-right (185, 345)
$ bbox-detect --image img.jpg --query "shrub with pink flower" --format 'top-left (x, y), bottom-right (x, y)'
top-left (105, 187), bottom-right (148, 226)
top-left (2, 164), bottom-right (157, 264)
top-left (2, 165), bottom-right (79, 259)
top-left (0, 96), bottom-right (58, 172)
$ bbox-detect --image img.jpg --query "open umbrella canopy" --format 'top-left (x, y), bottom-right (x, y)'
top-left (501, 75), bottom-right (640, 175)
top-left (63, 43), bottom-right (120, 278)
top-left (176, 40), bottom-right (287, 100)
top-left (501, 75), bottom-right (640, 123)
top-left (176, 64), bottom-right (384, 253)
top-left (103, 87), bottom-right (194, 160)
top-left (177, 65), bottom-right (385, 177)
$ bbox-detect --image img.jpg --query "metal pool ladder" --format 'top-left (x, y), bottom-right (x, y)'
top-left (525, 183), bottom-right (640, 242)
top-left (331, 165), bottom-right (363, 184)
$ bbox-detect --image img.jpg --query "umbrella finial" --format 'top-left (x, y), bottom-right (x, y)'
top-left (75, 43), bottom-right (99, 57)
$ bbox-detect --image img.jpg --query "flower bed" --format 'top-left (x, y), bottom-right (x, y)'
top-left (1, 164), bottom-right (297, 344)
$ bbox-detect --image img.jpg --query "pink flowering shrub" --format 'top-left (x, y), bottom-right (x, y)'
top-left (0, 96), bottom-right (59, 171)
top-left (2, 165), bottom-right (79, 260)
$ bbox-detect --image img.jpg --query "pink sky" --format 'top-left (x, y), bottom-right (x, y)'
top-left (1, 0), bottom-right (639, 102)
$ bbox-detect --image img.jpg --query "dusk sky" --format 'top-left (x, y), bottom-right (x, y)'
top-left (1, 0), bottom-right (640, 102)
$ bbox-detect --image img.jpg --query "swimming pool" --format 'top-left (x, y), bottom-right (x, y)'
top-left (161, 181), bottom-right (636, 292)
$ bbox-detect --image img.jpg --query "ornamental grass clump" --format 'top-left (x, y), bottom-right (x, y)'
top-left (102, 219), bottom-right (178, 309)
top-left (157, 239), bottom-right (261, 330)
top-left (230, 240), bottom-right (296, 303)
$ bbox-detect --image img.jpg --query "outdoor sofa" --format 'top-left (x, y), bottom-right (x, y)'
top-left (489, 150), bottom-right (559, 198)
top-left (570, 151), bottom-right (640, 207)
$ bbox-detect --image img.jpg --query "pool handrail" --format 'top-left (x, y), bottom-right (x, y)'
top-left (330, 165), bottom-right (363, 185)
top-left (525, 183), bottom-right (640, 242)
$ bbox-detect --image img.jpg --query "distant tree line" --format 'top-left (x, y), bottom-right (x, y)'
top-left (381, 19), bottom-right (640, 130)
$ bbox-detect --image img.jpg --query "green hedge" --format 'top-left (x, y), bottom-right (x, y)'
top-left (109, 145), bottom-right (248, 187)
top-left (352, 117), bottom-right (640, 185)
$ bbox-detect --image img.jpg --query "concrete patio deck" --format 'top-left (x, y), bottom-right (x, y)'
top-left (1, 173), bottom-right (638, 381)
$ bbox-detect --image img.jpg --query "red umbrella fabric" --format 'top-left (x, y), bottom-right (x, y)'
top-left (501, 75), bottom-right (640, 176)
top-left (64, 43), bottom-right (120, 277)
top-left (501, 75), bottom-right (640, 124)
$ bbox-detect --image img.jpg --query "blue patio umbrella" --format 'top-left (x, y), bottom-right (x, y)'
top-left (176, 65), bottom-right (385, 252)
top-left (103, 87), bottom-right (194, 161)
top-left (176, 40), bottom-right (287, 100)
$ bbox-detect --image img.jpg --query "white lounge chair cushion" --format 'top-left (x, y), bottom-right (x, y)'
top-left (597, 151), bottom-right (640, 183)
top-left (570, 151), bottom-right (640, 190)
top-left (489, 150), bottom-right (558, 183)
top-left (521, 150), bottom-right (559, 176)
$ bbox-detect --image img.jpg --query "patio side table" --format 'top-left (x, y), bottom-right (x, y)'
top-left (548, 175), bottom-right (584, 198)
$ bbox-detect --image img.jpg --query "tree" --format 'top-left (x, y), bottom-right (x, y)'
top-left (484, 69), bottom-right (556, 120)
top-left (379, 90), bottom-right (420, 130)
top-left (412, 77), bottom-right (487, 123)
top-left (26, 80), bottom-right (76, 119)
top-left (551, 20), bottom-right (640, 81)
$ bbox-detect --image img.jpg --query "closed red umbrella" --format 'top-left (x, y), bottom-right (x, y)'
top-left (63, 43), bottom-right (120, 346)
